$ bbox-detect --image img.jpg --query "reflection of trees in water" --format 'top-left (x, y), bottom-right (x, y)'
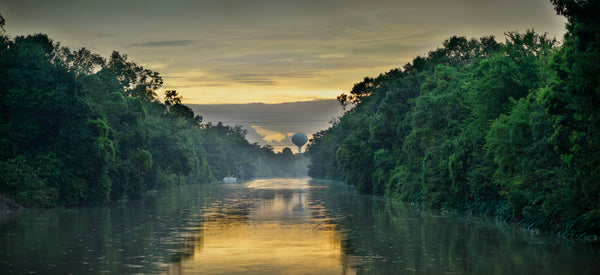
top-left (166, 180), bottom-right (356, 272)
top-left (5, 181), bottom-right (597, 274)
top-left (165, 180), bottom-right (600, 274)
top-left (168, 234), bottom-right (201, 264)
top-left (316, 182), bottom-right (600, 274)
top-left (168, 199), bottom-right (253, 264)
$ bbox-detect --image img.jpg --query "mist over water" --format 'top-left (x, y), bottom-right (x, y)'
top-left (1, 178), bottom-right (599, 274)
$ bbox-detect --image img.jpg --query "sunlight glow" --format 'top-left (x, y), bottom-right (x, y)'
top-left (168, 179), bottom-right (352, 274)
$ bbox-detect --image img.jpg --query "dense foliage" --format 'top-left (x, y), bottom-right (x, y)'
top-left (0, 19), bottom-right (306, 207)
top-left (307, 1), bottom-right (600, 239)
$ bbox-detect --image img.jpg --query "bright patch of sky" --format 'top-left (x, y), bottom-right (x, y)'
top-left (1, 0), bottom-right (566, 104)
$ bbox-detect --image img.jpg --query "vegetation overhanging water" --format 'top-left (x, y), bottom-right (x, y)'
top-left (305, 1), bottom-right (600, 240)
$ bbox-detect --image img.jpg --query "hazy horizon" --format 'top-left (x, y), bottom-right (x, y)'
top-left (188, 99), bottom-right (345, 152)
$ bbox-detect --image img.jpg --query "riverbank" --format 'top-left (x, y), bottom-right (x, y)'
top-left (406, 194), bottom-right (600, 244)
top-left (0, 192), bottom-right (24, 217)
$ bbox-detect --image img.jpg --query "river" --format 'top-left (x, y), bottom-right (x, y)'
top-left (1, 178), bottom-right (599, 274)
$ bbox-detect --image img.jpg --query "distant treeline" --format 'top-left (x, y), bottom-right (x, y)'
top-left (306, 0), bottom-right (599, 240)
top-left (0, 16), bottom-right (306, 208)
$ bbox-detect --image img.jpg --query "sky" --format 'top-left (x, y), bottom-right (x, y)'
top-left (0, 0), bottom-right (567, 150)
top-left (188, 100), bottom-right (343, 151)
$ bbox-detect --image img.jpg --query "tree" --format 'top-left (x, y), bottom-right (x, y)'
top-left (0, 13), bottom-right (5, 32)
top-left (306, 27), bottom-right (600, 237)
top-left (0, 24), bottom-right (302, 207)
top-left (541, 0), bottom-right (600, 237)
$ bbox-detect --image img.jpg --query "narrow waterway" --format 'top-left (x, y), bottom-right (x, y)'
top-left (1, 178), bottom-right (599, 274)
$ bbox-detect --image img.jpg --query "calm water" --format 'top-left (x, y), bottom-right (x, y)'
top-left (1, 178), bottom-right (599, 274)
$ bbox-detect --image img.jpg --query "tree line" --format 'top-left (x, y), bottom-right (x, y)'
top-left (306, 0), bottom-right (599, 240)
top-left (0, 16), bottom-right (306, 208)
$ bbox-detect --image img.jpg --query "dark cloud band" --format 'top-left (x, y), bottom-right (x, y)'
top-left (129, 40), bottom-right (196, 48)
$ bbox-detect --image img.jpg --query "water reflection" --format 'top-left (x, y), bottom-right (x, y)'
top-left (1, 178), bottom-right (599, 274)
top-left (321, 189), bottom-right (600, 274)
top-left (167, 178), bottom-right (353, 274)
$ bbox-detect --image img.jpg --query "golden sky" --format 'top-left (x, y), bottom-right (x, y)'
top-left (1, 0), bottom-right (566, 105)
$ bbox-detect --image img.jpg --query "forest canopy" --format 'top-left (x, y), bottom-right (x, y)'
top-left (0, 16), bottom-right (307, 208)
top-left (306, 0), bottom-right (600, 240)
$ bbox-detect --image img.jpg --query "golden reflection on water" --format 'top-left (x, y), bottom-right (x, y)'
top-left (167, 178), bottom-right (355, 274)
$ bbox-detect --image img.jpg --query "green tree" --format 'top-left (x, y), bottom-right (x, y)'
top-left (541, 0), bottom-right (600, 237)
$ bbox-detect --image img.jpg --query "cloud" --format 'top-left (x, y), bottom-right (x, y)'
top-left (129, 40), bottom-right (196, 48)
top-left (251, 126), bottom-right (288, 142)
top-left (3, 0), bottom-right (566, 105)
top-left (229, 74), bottom-right (277, 85)
top-left (222, 71), bottom-right (321, 86)
top-left (235, 79), bottom-right (276, 85)
top-left (187, 99), bottom-right (345, 151)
